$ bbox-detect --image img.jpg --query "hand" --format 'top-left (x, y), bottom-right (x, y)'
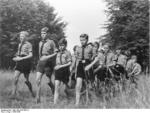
top-left (13, 56), bottom-right (23, 61)
top-left (70, 66), bottom-right (74, 72)
top-left (54, 65), bottom-right (62, 70)
top-left (40, 56), bottom-right (47, 61)
top-left (85, 65), bottom-right (91, 71)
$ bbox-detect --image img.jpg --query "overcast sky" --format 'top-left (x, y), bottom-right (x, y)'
top-left (44, 0), bottom-right (108, 52)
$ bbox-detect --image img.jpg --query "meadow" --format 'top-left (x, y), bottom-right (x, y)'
top-left (0, 70), bottom-right (150, 109)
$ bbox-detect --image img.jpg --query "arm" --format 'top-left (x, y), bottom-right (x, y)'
top-left (55, 51), bottom-right (72, 70)
top-left (85, 57), bottom-right (99, 71)
top-left (70, 55), bottom-right (76, 71)
top-left (59, 61), bottom-right (72, 69)
top-left (22, 52), bottom-right (33, 60)
top-left (40, 40), bottom-right (57, 61)
top-left (129, 64), bottom-right (141, 76)
top-left (40, 52), bottom-right (57, 61)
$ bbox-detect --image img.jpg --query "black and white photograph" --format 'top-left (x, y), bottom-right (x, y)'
top-left (0, 0), bottom-right (149, 110)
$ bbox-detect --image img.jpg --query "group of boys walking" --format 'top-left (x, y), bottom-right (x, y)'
top-left (11, 27), bottom-right (141, 106)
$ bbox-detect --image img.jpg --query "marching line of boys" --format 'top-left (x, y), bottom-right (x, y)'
top-left (12, 27), bottom-right (141, 106)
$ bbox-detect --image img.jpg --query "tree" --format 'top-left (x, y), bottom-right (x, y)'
top-left (103, 0), bottom-right (149, 70)
top-left (0, 0), bottom-right (67, 69)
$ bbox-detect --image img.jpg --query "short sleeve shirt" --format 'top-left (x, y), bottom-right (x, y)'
top-left (76, 45), bottom-right (93, 61)
top-left (17, 41), bottom-right (32, 56)
top-left (56, 50), bottom-right (72, 65)
top-left (96, 51), bottom-right (115, 66)
top-left (114, 54), bottom-right (127, 68)
top-left (39, 39), bottom-right (56, 56)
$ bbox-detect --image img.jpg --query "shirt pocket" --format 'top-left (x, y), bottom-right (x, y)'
top-left (85, 49), bottom-right (92, 58)
top-left (62, 54), bottom-right (68, 63)
top-left (23, 46), bottom-right (29, 54)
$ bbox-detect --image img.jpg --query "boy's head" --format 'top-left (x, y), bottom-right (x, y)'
top-left (41, 27), bottom-right (49, 40)
top-left (124, 50), bottom-right (131, 56)
top-left (79, 34), bottom-right (88, 46)
top-left (103, 44), bottom-right (110, 53)
top-left (58, 38), bottom-right (67, 51)
top-left (20, 31), bottom-right (29, 43)
top-left (116, 48), bottom-right (121, 55)
top-left (131, 55), bottom-right (137, 63)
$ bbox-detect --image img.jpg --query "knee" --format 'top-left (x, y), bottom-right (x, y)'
top-left (55, 85), bottom-right (59, 93)
top-left (76, 83), bottom-right (81, 92)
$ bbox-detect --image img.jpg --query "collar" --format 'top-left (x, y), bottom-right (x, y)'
top-left (41, 38), bottom-right (49, 43)
top-left (20, 41), bottom-right (27, 45)
top-left (81, 43), bottom-right (88, 48)
top-left (59, 49), bottom-right (66, 54)
top-left (116, 53), bottom-right (121, 57)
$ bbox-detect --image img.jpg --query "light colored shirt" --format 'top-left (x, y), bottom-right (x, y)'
top-left (96, 51), bottom-right (115, 66)
top-left (56, 49), bottom-right (72, 65)
top-left (126, 60), bottom-right (141, 76)
top-left (39, 39), bottom-right (56, 57)
top-left (114, 54), bottom-right (127, 68)
top-left (17, 41), bottom-right (32, 56)
top-left (76, 44), bottom-right (93, 61)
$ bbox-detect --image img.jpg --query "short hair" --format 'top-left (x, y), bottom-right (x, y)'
top-left (20, 31), bottom-right (29, 37)
top-left (41, 27), bottom-right (49, 33)
top-left (80, 33), bottom-right (89, 40)
top-left (58, 38), bottom-right (67, 46)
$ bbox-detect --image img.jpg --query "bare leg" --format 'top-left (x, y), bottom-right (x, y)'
top-left (47, 75), bottom-right (55, 95)
top-left (24, 73), bottom-right (35, 97)
top-left (46, 69), bottom-right (55, 94)
top-left (12, 70), bottom-right (21, 96)
top-left (35, 72), bottom-right (43, 103)
top-left (54, 80), bottom-right (61, 105)
top-left (64, 83), bottom-right (70, 97)
top-left (75, 77), bottom-right (83, 106)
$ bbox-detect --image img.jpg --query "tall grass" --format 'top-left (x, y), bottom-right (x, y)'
top-left (0, 70), bottom-right (150, 108)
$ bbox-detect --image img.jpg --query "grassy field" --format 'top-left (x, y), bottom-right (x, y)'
top-left (0, 70), bottom-right (150, 109)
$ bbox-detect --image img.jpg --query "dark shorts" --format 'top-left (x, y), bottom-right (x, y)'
top-left (96, 67), bottom-right (110, 82)
top-left (37, 59), bottom-right (55, 75)
top-left (96, 64), bottom-right (126, 82)
top-left (109, 64), bottom-right (127, 81)
top-left (55, 66), bottom-right (70, 84)
top-left (71, 72), bottom-right (76, 81)
top-left (15, 56), bottom-right (32, 74)
top-left (76, 60), bottom-right (94, 80)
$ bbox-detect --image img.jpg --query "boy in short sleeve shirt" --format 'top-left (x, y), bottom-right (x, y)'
top-left (54, 38), bottom-right (72, 104)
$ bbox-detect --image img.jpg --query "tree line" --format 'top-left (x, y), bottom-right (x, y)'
top-left (0, 0), bottom-right (67, 69)
top-left (103, 0), bottom-right (149, 72)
